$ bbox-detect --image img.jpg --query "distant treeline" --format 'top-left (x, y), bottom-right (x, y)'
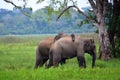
top-left (0, 7), bottom-right (96, 35)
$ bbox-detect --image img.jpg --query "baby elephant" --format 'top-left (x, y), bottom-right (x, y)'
top-left (34, 33), bottom-right (75, 69)
top-left (46, 36), bottom-right (96, 68)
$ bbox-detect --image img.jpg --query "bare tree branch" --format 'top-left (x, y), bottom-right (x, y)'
top-left (91, 0), bottom-right (102, 24)
top-left (56, 5), bottom-right (93, 22)
top-left (4, 0), bottom-right (31, 17)
top-left (4, 0), bottom-right (18, 8)
top-left (96, 0), bottom-right (103, 14)
top-left (71, 0), bottom-right (76, 5)
top-left (93, 22), bottom-right (99, 29)
top-left (103, 0), bottom-right (109, 16)
top-left (64, 0), bottom-right (68, 7)
top-left (88, 0), bottom-right (97, 14)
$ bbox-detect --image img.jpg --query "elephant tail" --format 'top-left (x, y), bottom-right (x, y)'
top-left (71, 34), bottom-right (75, 42)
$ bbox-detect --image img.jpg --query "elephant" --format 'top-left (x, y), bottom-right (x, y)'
top-left (34, 33), bottom-right (75, 69)
top-left (54, 33), bottom-right (75, 42)
top-left (46, 36), bottom-right (96, 68)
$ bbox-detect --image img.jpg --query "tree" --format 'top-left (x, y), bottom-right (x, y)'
top-left (108, 0), bottom-right (120, 58)
top-left (87, 0), bottom-right (112, 60)
top-left (4, 0), bottom-right (112, 60)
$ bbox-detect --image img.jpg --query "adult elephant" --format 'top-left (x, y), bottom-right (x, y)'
top-left (46, 36), bottom-right (96, 68)
top-left (34, 33), bottom-right (75, 68)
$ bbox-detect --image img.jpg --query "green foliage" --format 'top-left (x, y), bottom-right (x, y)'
top-left (78, 21), bottom-right (83, 27)
top-left (107, 1), bottom-right (120, 58)
top-left (29, 7), bottom-right (32, 11)
top-left (17, 6), bottom-right (21, 9)
top-left (110, 39), bottom-right (120, 58)
top-left (36, 0), bottom-right (45, 3)
top-left (0, 34), bottom-right (120, 80)
top-left (79, 19), bottom-right (89, 27)
top-left (46, 6), bottom-right (54, 16)
top-left (78, 8), bottom-right (95, 28)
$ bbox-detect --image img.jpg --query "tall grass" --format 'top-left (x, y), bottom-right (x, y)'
top-left (0, 34), bottom-right (120, 80)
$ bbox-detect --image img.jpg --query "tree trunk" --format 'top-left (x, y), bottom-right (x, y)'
top-left (97, 17), bottom-right (112, 60)
top-left (88, 0), bottom-right (112, 60)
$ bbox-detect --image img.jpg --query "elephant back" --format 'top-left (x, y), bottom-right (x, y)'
top-left (54, 33), bottom-right (68, 42)
top-left (38, 37), bottom-right (54, 49)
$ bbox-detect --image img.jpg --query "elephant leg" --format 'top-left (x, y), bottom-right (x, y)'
top-left (43, 58), bottom-right (48, 65)
top-left (35, 48), bottom-right (43, 69)
top-left (53, 56), bottom-right (61, 67)
top-left (83, 57), bottom-right (86, 68)
top-left (91, 53), bottom-right (96, 68)
top-left (89, 50), bottom-right (96, 68)
top-left (77, 56), bottom-right (86, 68)
top-left (60, 58), bottom-right (66, 65)
top-left (45, 51), bottom-right (53, 68)
top-left (34, 57), bottom-right (43, 69)
top-left (45, 58), bottom-right (53, 68)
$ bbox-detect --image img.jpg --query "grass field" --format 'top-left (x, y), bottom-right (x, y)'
top-left (0, 34), bottom-right (120, 80)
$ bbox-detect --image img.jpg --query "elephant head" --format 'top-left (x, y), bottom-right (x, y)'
top-left (83, 38), bottom-right (96, 67)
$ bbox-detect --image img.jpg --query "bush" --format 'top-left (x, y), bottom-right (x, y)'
top-left (111, 38), bottom-right (120, 58)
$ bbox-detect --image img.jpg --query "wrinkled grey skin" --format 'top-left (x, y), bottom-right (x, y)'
top-left (46, 36), bottom-right (96, 68)
top-left (83, 38), bottom-right (96, 67)
top-left (34, 33), bottom-right (75, 69)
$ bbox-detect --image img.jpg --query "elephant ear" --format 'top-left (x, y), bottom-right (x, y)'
top-left (88, 38), bottom-right (94, 46)
top-left (84, 38), bottom-right (95, 50)
top-left (85, 38), bottom-right (94, 45)
top-left (84, 39), bottom-right (89, 47)
top-left (84, 38), bottom-right (92, 49)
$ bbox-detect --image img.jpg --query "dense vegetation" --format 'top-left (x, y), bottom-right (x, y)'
top-left (0, 34), bottom-right (120, 80)
top-left (0, 8), bottom-right (96, 35)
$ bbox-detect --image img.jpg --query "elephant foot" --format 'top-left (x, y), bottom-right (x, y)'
top-left (77, 56), bottom-right (86, 68)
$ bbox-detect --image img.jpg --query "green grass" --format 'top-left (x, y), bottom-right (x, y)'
top-left (0, 34), bottom-right (120, 80)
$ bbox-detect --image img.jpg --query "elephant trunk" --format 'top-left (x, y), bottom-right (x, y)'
top-left (92, 48), bottom-right (96, 68)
